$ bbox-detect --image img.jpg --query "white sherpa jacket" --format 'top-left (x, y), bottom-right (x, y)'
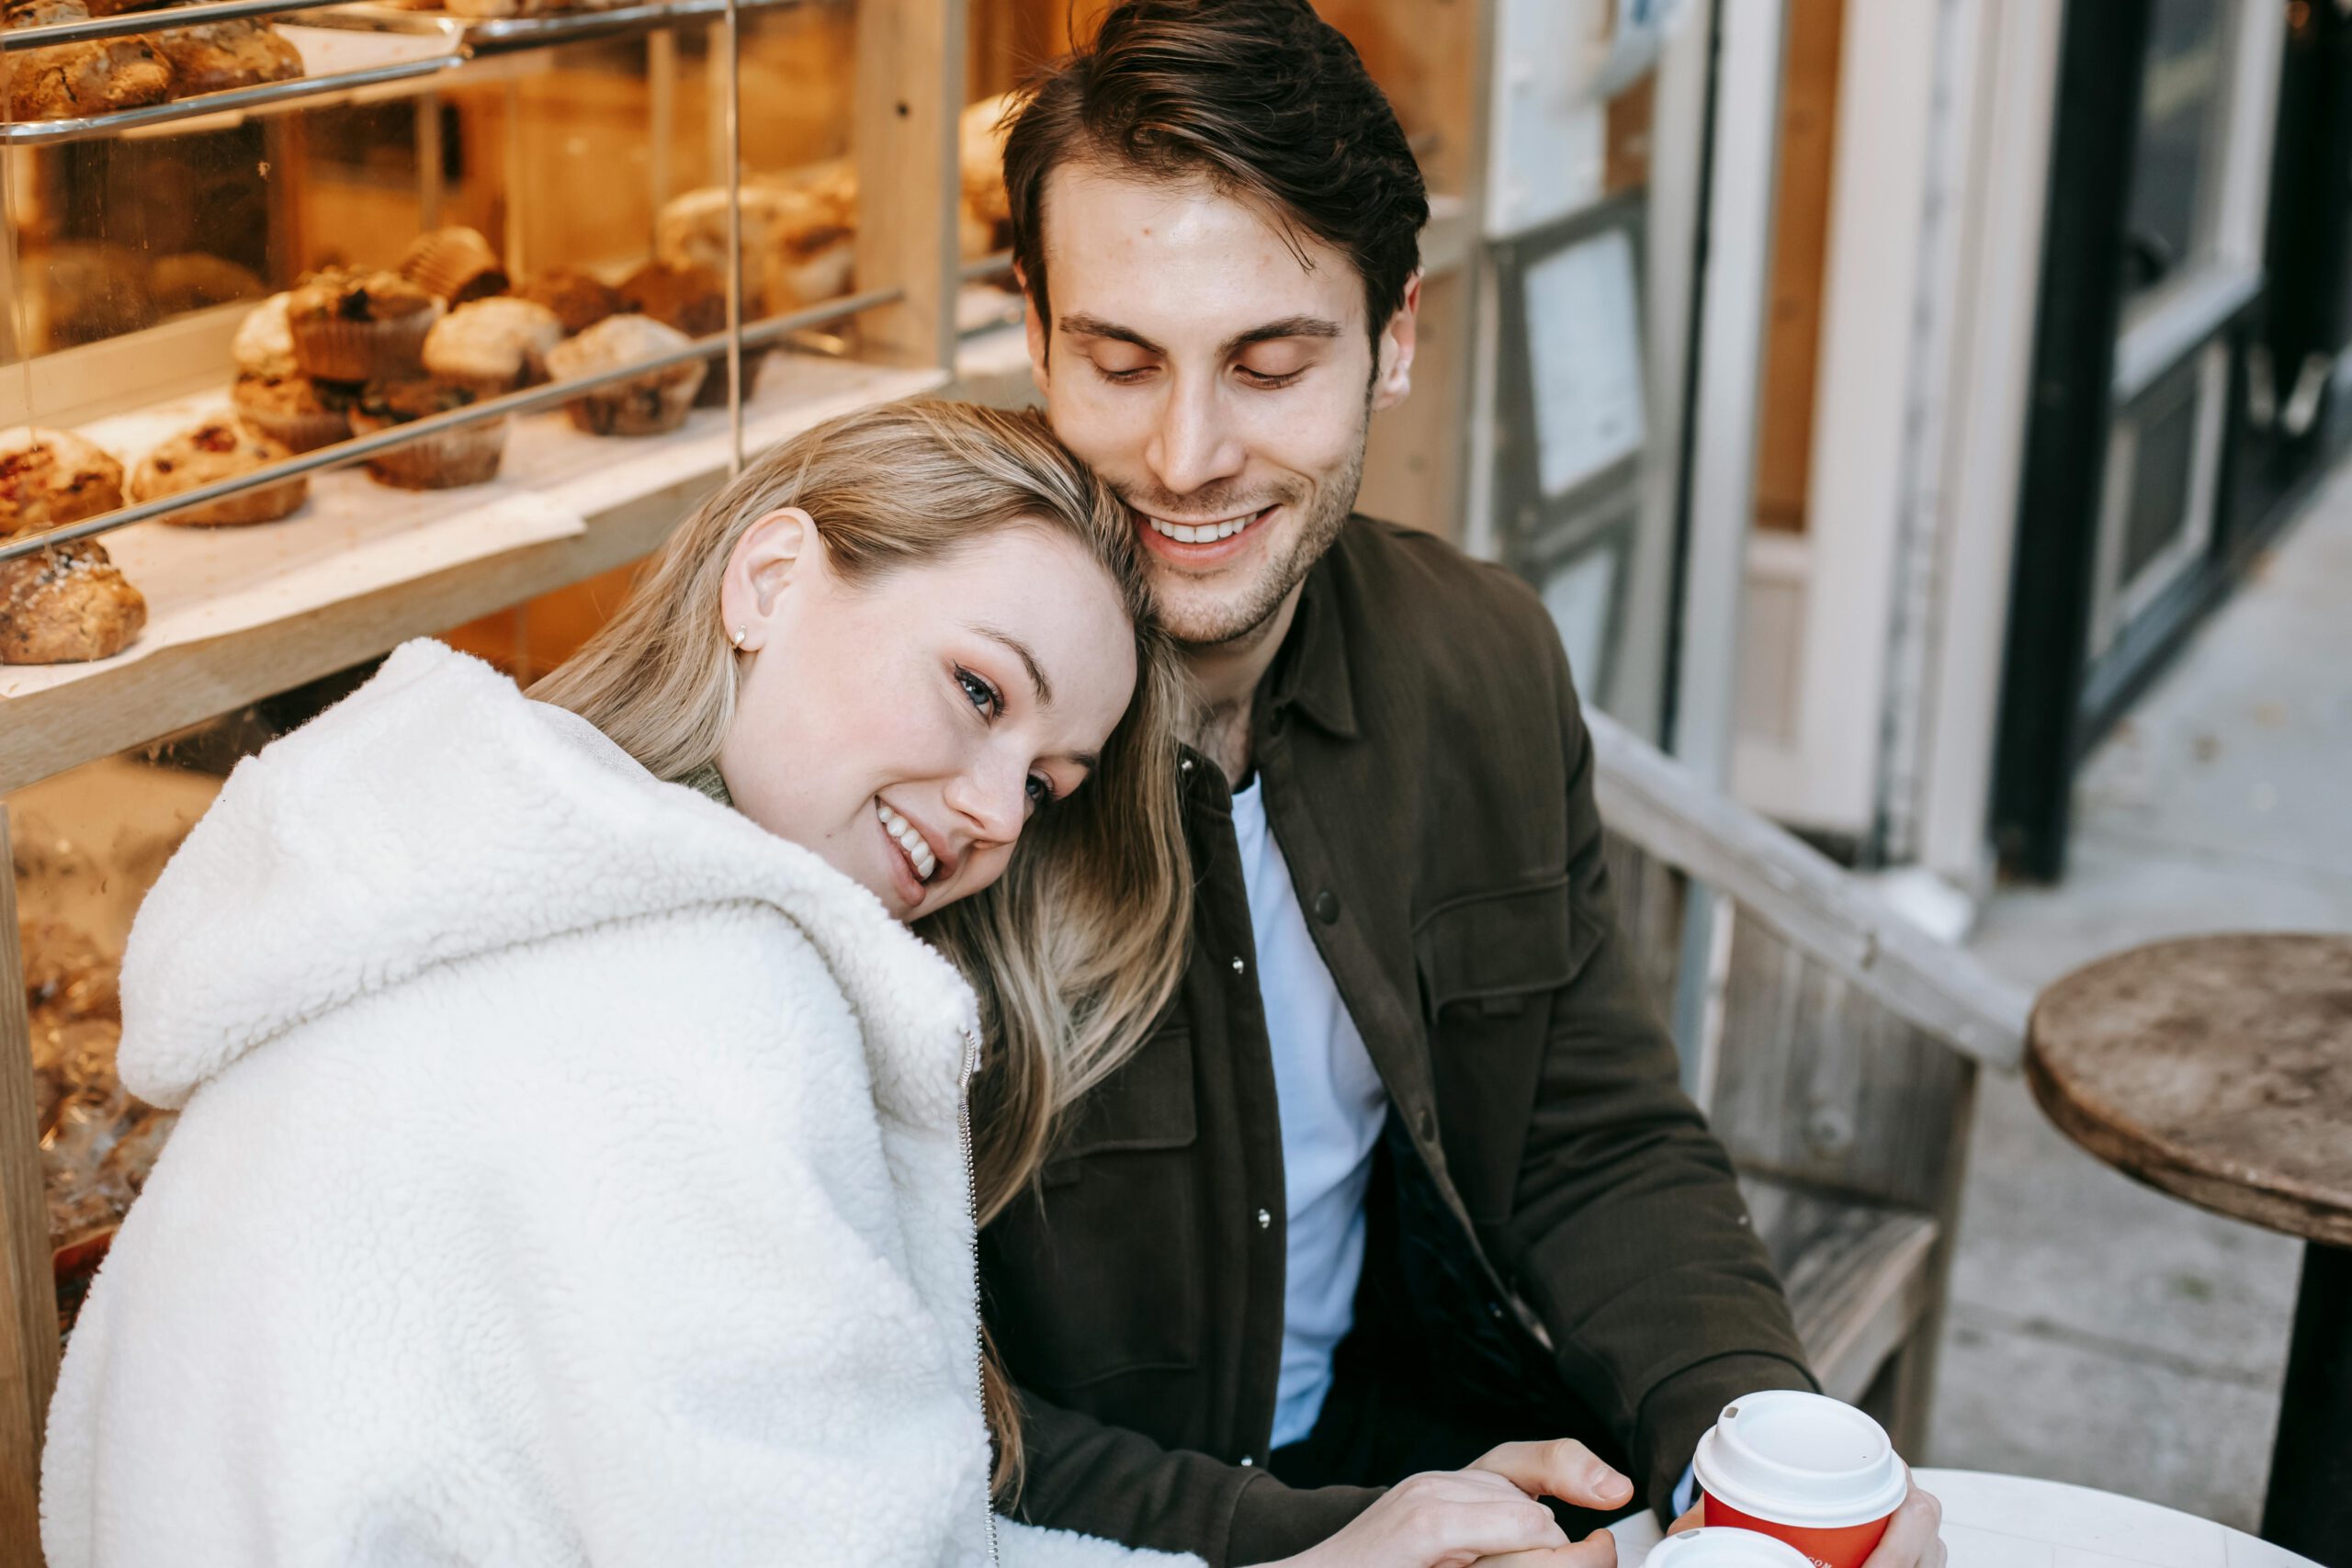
top-left (41, 639), bottom-right (1201, 1568)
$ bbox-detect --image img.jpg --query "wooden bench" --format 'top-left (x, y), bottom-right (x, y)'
top-left (1589, 709), bottom-right (2030, 1454)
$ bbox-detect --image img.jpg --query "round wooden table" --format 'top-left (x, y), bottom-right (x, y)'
top-left (2025, 933), bottom-right (2352, 1565)
top-left (1607, 1468), bottom-right (2324, 1564)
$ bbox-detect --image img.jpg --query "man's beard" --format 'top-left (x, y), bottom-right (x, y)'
top-left (1133, 416), bottom-right (1369, 652)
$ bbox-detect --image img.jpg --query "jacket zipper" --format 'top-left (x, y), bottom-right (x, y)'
top-left (958, 1026), bottom-right (1001, 1568)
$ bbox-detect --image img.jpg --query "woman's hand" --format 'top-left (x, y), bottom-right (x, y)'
top-left (1253, 1439), bottom-right (1626, 1568)
top-left (1666, 1467), bottom-right (1945, 1567)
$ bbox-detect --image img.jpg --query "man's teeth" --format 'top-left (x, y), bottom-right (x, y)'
top-left (876, 801), bottom-right (938, 882)
top-left (1147, 508), bottom-right (1264, 544)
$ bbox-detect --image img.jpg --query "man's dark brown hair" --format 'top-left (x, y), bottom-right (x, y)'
top-left (1002, 0), bottom-right (1430, 345)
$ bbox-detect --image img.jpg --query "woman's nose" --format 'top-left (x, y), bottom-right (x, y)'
top-left (942, 761), bottom-right (1028, 844)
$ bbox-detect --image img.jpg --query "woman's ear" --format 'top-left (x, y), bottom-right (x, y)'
top-left (719, 507), bottom-right (819, 652)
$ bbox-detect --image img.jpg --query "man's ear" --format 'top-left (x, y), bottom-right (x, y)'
top-left (1020, 268), bottom-right (1051, 398)
top-left (718, 507), bottom-right (818, 652)
top-left (1372, 270), bottom-right (1423, 412)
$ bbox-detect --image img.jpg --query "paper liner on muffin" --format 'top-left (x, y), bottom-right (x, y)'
top-left (398, 228), bottom-right (511, 307)
top-left (350, 385), bottom-right (508, 490)
top-left (290, 308), bottom-right (436, 384)
top-left (231, 374), bottom-right (356, 455)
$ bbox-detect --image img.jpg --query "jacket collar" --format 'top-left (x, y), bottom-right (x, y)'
top-left (1261, 547), bottom-right (1359, 740)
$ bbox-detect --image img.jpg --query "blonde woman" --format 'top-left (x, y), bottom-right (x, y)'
top-left (40, 400), bottom-right (1605, 1568)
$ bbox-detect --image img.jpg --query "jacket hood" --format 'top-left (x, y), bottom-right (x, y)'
top-left (119, 638), bottom-right (977, 1108)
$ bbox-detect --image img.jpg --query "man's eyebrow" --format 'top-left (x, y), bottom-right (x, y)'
top-left (1057, 312), bottom-right (1165, 355)
top-left (971, 623), bottom-right (1053, 707)
top-left (1221, 315), bottom-right (1345, 355)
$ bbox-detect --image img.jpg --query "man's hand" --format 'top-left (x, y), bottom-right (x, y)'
top-left (1666, 1470), bottom-right (1945, 1567)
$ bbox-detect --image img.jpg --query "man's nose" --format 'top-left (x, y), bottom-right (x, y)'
top-left (1146, 377), bottom-right (1246, 498)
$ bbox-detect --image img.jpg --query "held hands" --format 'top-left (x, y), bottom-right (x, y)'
top-left (1258, 1439), bottom-right (1627, 1568)
top-left (1666, 1469), bottom-right (1946, 1568)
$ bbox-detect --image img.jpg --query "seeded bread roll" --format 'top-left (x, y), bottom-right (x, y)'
top-left (0, 429), bottom-right (125, 538)
top-left (0, 541), bottom-right (146, 665)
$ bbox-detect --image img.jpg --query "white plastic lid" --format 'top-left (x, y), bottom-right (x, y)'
top-left (1644, 1527), bottom-right (1820, 1568)
top-left (1689, 1390), bottom-right (1909, 1529)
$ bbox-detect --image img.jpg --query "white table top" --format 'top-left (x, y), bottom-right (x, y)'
top-left (1604, 1469), bottom-right (2321, 1566)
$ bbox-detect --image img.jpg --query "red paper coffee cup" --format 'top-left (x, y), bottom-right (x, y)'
top-left (1690, 1391), bottom-right (1908, 1568)
top-left (1644, 1526), bottom-right (1819, 1568)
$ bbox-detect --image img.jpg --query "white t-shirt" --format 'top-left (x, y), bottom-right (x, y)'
top-left (1229, 776), bottom-right (1391, 1450)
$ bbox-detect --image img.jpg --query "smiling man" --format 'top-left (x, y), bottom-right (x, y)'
top-left (977, 6), bottom-right (1944, 1568)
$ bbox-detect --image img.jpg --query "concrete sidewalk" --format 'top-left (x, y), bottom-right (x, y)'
top-left (1923, 464), bottom-right (2352, 1529)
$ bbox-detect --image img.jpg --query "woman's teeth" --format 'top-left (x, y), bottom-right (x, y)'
top-left (1146, 507), bottom-right (1267, 544)
top-left (876, 800), bottom-right (938, 882)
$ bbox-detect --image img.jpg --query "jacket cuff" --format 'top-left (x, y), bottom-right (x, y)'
top-left (1223, 1473), bottom-right (1385, 1565)
top-left (1634, 1351), bottom-right (1818, 1523)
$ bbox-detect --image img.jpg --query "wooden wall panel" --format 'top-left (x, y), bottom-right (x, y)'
top-left (1753, 0), bottom-right (1845, 535)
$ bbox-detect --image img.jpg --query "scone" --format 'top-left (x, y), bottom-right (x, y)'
top-left (0, 540), bottom-right (146, 665)
top-left (5, 0), bottom-right (172, 121)
top-left (518, 267), bottom-right (624, 336)
top-left (618, 261), bottom-right (762, 408)
top-left (148, 17), bottom-right (303, 97)
top-left (421, 297), bottom-right (563, 396)
top-left (397, 227), bottom-right (509, 307)
top-left (544, 315), bottom-right (705, 436)
top-left (349, 378), bottom-right (507, 489)
top-left (0, 429), bottom-right (125, 537)
top-left (130, 417), bottom-right (305, 526)
top-left (288, 267), bottom-right (441, 382)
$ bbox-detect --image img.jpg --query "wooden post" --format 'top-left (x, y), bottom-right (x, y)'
top-left (853, 0), bottom-right (967, 370)
top-left (0, 808), bottom-right (58, 1562)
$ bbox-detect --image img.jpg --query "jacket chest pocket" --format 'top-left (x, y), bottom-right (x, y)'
top-left (1413, 878), bottom-right (1593, 1224)
top-left (982, 1025), bottom-right (1203, 1393)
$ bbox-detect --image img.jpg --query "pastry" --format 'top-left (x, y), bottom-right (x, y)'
top-left (4, 0), bottom-right (171, 121)
top-left (397, 227), bottom-right (509, 307)
top-left (231, 291), bottom-right (299, 378)
top-left (657, 178), bottom-right (855, 314)
top-left (288, 267), bottom-right (440, 382)
top-left (349, 378), bottom-right (507, 489)
top-left (421, 297), bottom-right (563, 396)
top-left (25, 240), bottom-right (151, 348)
top-left (544, 315), bottom-right (705, 436)
top-left (232, 371), bottom-right (356, 454)
top-left (959, 92), bottom-right (1015, 229)
top-left (130, 417), bottom-right (305, 526)
top-left (146, 252), bottom-right (266, 316)
top-left (518, 267), bottom-right (624, 336)
top-left (618, 260), bottom-right (761, 407)
top-left (0, 539), bottom-right (145, 664)
top-left (0, 429), bottom-right (125, 537)
top-left (147, 16), bottom-right (302, 97)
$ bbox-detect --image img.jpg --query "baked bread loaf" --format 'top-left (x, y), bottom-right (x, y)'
top-left (130, 417), bottom-right (305, 526)
top-left (147, 16), bottom-right (303, 96)
top-left (545, 315), bottom-right (704, 436)
top-left (0, 540), bottom-right (146, 664)
top-left (4, 0), bottom-right (171, 121)
top-left (0, 429), bottom-right (125, 537)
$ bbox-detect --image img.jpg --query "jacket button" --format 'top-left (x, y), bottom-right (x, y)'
top-left (1239, 1455), bottom-right (1256, 1467)
top-left (1256, 1208), bottom-right (1272, 1230)
top-left (1487, 1301), bottom-right (1505, 1320)
top-left (1313, 889), bottom-right (1340, 924)
top-left (1232, 956), bottom-right (1248, 975)
top-left (1180, 758), bottom-right (1193, 774)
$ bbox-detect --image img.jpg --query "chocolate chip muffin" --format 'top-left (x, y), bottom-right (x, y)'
top-left (288, 267), bottom-right (441, 383)
top-left (349, 378), bottom-right (507, 489)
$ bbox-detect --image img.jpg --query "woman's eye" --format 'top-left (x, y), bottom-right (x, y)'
top-left (1025, 774), bottom-right (1057, 811)
top-left (956, 668), bottom-right (1001, 717)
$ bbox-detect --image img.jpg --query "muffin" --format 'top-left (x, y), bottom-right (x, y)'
top-left (0, 429), bottom-right (125, 537)
top-left (544, 315), bottom-right (706, 437)
top-left (618, 261), bottom-right (762, 408)
top-left (349, 378), bottom-right (507, 490)
top-left (0, 540), bottom-right (145, 665)
top-left (231, 291), bottom-right (299, 378)
top-left (145, 253), bottom-right (266, 317)
top-left (396, 227), bottom-right (509, 307)
top-left (421, 297), bottom-right (563, 398)
top-left (147, 17), bottom-right (303, 97)
top-left (130, 417), bottom-right (305, 526)
top-left (518, 267), bottom-right (624, 337)
top-left (230, 372), bottom-right (356, 454)
top-left (4, 0), bottom-right (172, 122)
top-left (287, 268), bottom-right (441, 383)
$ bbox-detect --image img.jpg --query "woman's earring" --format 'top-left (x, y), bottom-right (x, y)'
top-left (729, 625), bottom-right (747, 649)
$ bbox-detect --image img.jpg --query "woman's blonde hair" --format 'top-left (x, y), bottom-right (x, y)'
top-left (532, 400), bottom-right (1191, 1495)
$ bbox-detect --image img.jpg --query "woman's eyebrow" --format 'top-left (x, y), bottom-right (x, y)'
top-left (969, 624), bottom-right (1053, 705)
